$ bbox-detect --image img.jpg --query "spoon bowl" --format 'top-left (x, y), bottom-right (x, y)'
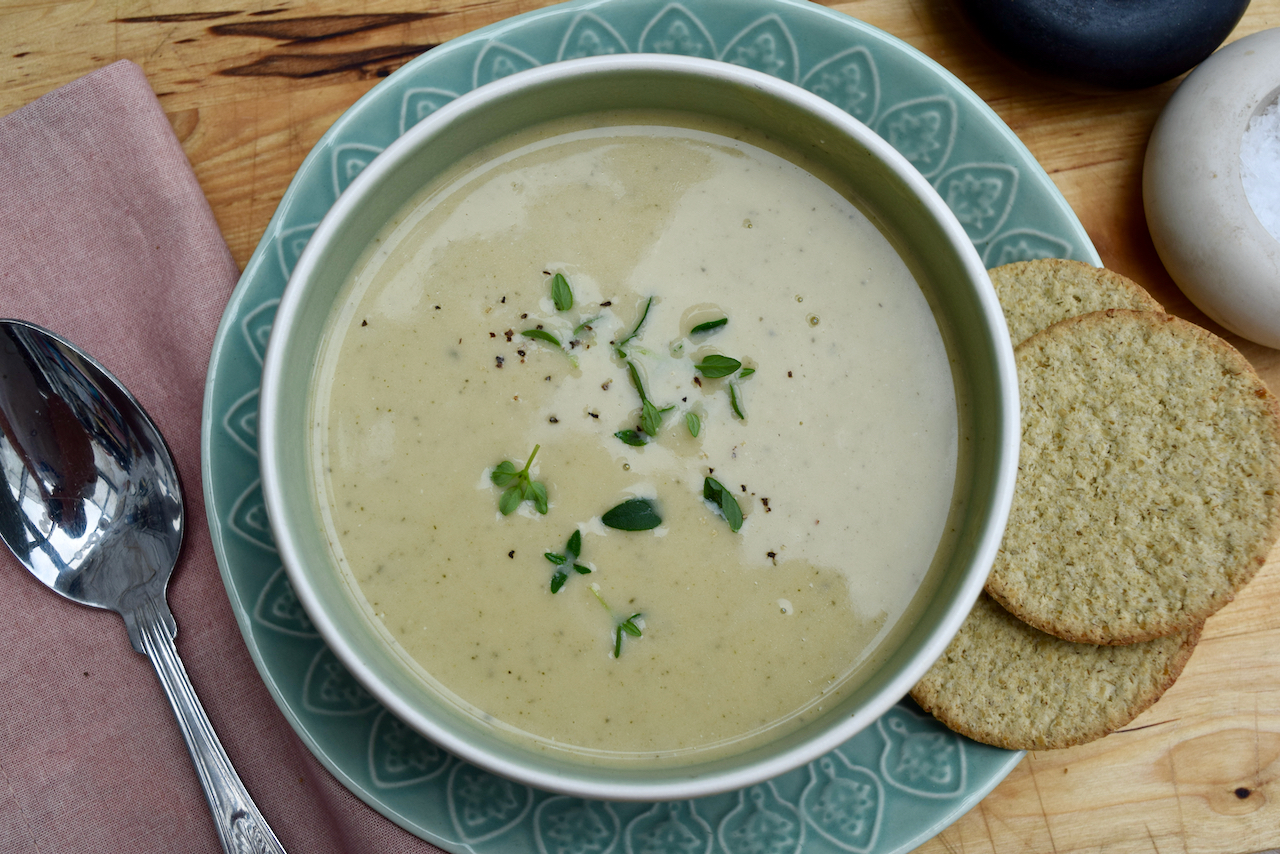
top-left (0, 319), bottom-right (286, 854)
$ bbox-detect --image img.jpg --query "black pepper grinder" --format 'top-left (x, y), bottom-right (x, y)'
top-left (953, 0), bottom-right (1251, 90)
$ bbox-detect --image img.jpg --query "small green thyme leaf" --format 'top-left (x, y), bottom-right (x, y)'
top-left (499, 485), bottom-right (523, 516)
top-left (614, 625), bottom-right (624, 658)
top-left (601, 497), bottom-right (662, 531)
top-left (739, 367), bottom-right (755, 378)
top-left (614, 296), bottom-right (653, 354)
top-left (529, 481), bottom-right (549, 515)
top-left (551, 272), bottom-right (573, 311)
top-left (490, 460), bottom-right (518, 486)
top-left (729, 382), bottom-right (745, 420)
top-left (573, 315), bottom-right (601, 335)
top-left (641, 399), bottom-right (664, 436)
top-left (615, 429), bottom-right (646, 446)
top-left (685, 411), bottom-right (701, 437)
top-left (695, 354), bottom-right (742, 378)
top-left (546, 529), bottom-right (583, 590)
top-left (690, 317), bottom-right (727, 335)
top-left (523, 328), bottom-right (562, 347)
top-left (703, 476), bottom-right (744, 532)
top-left (627, 361), bottom-right (649, 404)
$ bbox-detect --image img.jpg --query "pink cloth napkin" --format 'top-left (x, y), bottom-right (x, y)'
top-left (0, 60), bottom-right (444, 853)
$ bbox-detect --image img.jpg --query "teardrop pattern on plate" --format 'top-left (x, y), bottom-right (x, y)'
top-left (799, 752), bottom-right (883, 853)
top-left (874, 96), bottom-right (958, 179)
top-left (302, 647), bottom-right (379, 716)
top-left (274, 223), bottom-right (318, 281)
top-left (720, 14), bottom-right (797, 81)
top-left (638, 5), bottom-right (716, 57)
top-left (399, 87), bottom-right (459, 135)
top-left (473, 41), bottom-right (540, 88)
top-left (332, 143), bottom-right (385, 198)
top-left (447, 763), bottom-right (534, 844)
top-left (533, 797), bottom-right (619, 854)
top-left (221, 388), bottom-right (260, 457)
top-left (983, 228), bottom-right (1073, 268)
top-left (719, 784), bottom-right (804, 854)
top-left (368, 709), bottom-right (451, 788)
top-left (559, 12), bottom-right (629, 59)
top-left (934, 162), bottom-right (1019, 243)
top-left (878, 706), bottom-right (967, 798)
top-left (625, 801), bottom-right (713, 854)
top-left (802, 46), bottom-right (880, 125)
top-left (239, 298), bottom-right (280, 365)
top-left (229, 480), bottom-right (277, 553)
top-left (252, 566), bottom-right (317, 637)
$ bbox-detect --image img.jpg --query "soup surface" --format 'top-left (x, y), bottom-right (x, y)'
top-left (311, 111), bottom-right (959, 763)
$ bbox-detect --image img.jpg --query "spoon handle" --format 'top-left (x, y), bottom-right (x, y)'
top-left (135, 602), bottom-right (288, 854)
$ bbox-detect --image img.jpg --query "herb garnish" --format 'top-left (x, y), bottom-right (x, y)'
top-left (694, 354), bottom-right (742, 378)
top-left (545, 529), bottom-right (591, 592)
top-left (551, 272), bottom-right (573, 311)
top-left (693, 354), bottom-right (753, 418)
top-left (614, 429), bottom-right (647, 447)
top-left (626, 361), bottom-right (672, 438)
top-left (613, 296), bottom-right (653, 356)
top-left (573, 315), bottom-right (601, 335)
top-left (522, 328), bottom-right (561, 347)
top-left (614, 614), bottom-right (643, 658)
top-left (590, 584), bottom-right (643, 658)
top-left (728, 381), bottom-right (745, 420)
top-left (490, 445), bottom-right (548, 515)
top-left (685, 411), bottom-right (701, 437)
top-left (690, 317), bottom-right (727, 335)
top-left (703, 476), bottom-right (744, 532)
top-left (601, 497), bottom-right (662, 531)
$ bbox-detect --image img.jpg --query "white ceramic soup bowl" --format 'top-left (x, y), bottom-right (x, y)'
top-left (260, 54), bottom-right (1019, 802)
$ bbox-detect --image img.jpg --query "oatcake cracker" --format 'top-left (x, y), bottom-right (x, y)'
top-left (989, 258), bottom-right (1163, 345)
top-left (988, 309), bottom-right (1280, 644)
top-left (911, 593), bottom-right (1200, 750)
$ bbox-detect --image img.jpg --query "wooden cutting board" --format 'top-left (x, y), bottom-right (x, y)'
top-left (1, 0), bottom-right (1277, 851)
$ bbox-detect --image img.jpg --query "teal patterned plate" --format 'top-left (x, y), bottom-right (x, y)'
top-left (201, 0), bottom-right (1099, 850)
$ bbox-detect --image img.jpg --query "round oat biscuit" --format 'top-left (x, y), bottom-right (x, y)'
top-left (989, 258), bottom-right (1163, 345)
top-left (910, 593), bottom-right (1201, 751)
top-left (987, 309), bottom-right (1280, 644)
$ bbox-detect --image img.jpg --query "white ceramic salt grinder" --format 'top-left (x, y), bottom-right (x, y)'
top-left (1144, 27), bottom-right (1280, 349)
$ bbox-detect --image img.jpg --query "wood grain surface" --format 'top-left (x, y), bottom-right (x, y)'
top-left (2, 1), bottom-right (1278, 852)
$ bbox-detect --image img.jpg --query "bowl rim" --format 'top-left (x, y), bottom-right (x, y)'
top-left (259, 52), bottom-right (1019, 801)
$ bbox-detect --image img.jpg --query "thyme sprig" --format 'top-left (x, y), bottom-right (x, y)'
top-left (626, 361), bottom-right (673, 437)
top-left (545, 529), bottom-right (591, 593)
top-left (613, 296), bottom-right (653, 357)
top-left (490, 445), bottom-right (548, 515)
top-left (590, 584), bottom-right (643, 658)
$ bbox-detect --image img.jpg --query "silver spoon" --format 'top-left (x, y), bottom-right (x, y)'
top-left (0, 319), bottom-right (286, 854)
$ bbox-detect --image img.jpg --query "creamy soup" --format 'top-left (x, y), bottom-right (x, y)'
top-left (311, 111), bottom-right (959, 764)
